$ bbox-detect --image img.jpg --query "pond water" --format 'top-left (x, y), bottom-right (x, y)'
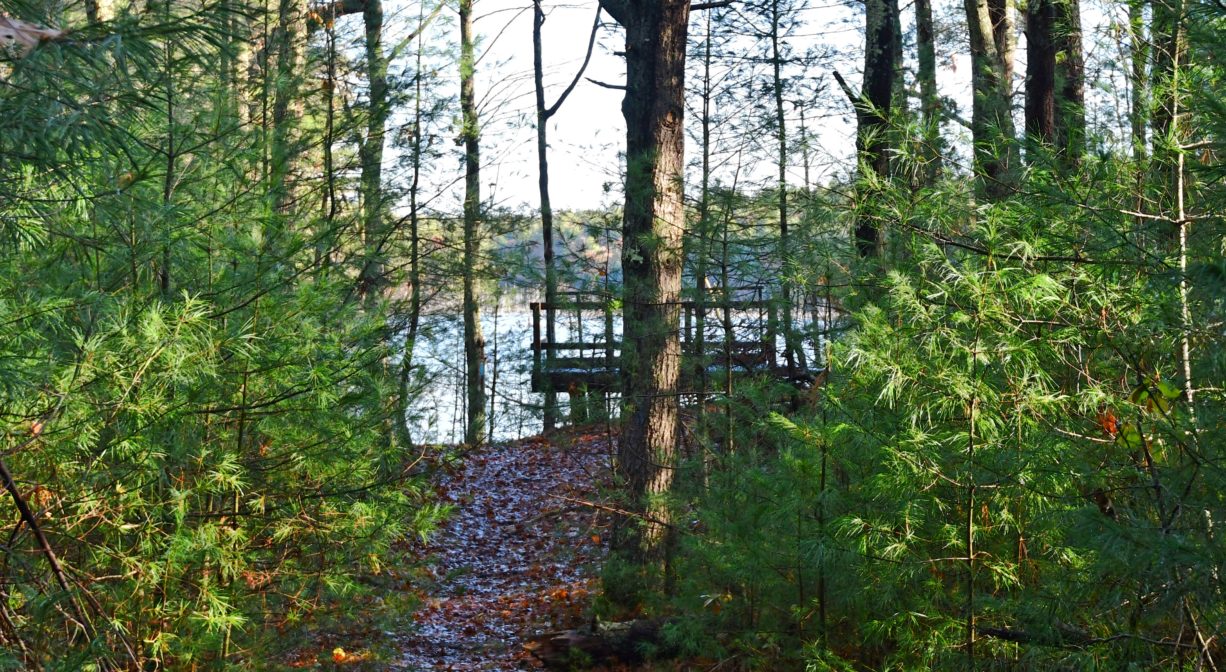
top-left (405, 299), bottom-right (838, 445)
top-left (406, 305), bottom-right (621, 445)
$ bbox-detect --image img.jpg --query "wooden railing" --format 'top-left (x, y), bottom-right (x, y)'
top-left (529, 287), bottom-right (820, 393)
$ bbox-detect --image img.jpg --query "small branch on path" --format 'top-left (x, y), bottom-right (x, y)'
top-left (501, 505), bottom-right (583, 527)
top-left (548, 494), bottom-right (675, 529)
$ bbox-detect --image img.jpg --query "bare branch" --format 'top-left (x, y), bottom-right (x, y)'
top-left (545, 5), bottom-right (602, 118)
top-left (586, 77), bottom-right (626, 91)
top-left (831, 70), bottom-right (859, 107)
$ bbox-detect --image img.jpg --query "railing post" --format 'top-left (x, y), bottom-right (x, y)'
top-left (604, 296), bottom-right (616, 369)
top-left (767, 293), bottom-right (778, 370)
top-left (531, 302), bottom-right (542, 391)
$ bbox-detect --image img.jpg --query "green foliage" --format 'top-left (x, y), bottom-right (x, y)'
top-left (656, 29), bottom-right (1226, 668)
top-left (0, 2), bottom-right (443, 667)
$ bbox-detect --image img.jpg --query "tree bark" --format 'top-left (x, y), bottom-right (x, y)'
top-left (1024, 0), bottom-right (1084, 160)
top-left (270, 0), bottom-right (306, 212)
top-left (694, 10), bottom-right (714, 403)
top-left (600, 0), bottom-right (689, 574)
top-left (534, 0), bottom-right (560, 432)
top-left (533, 3), bottom-right (600, 431)
top-left (1024, 0), bottom-right (1057, 145)
top-left (769, 0), bottom-right (801, 371)
top-left (1129, 0), bottom-right (1149, 162)
top-left (915, 0), bottom-right (941, 180)
top-left (965, 0), bottom-right (1016, 199)
top-left (395, 1), bottom-right (430, 451)
top-left (359, 0), bottom-right (388, 302)
top-left (1151, 0), bottom-right (1187, 235)
top-left (460, 0), bottom-right (486, 445)
top-left (1053, 0), bottom-right (1084, 158)
top-left (850, 0), bottom-right (896, 256)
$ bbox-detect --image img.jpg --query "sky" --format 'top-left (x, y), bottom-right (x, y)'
top-left (362, 0), bottom-right (1136, 214)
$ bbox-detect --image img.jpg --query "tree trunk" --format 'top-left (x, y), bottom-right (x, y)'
top-left (851, 0), bottom-right (896, 256)
top-left (270, 0), bottom-right (305, 211)
top-left (359, 0), bottom-right (388, 302)
top-left (600, 0), bottom-right (689, 576)
top-left (769, 0), bottom-right (801, 372)
top-left (1024, 0), bottom-right (1057, 145)
top-left (395, 0), bottom-right (430, 452)
top-left (915, 0), bottom-right (941, 180)
top-left (460, 0), bottom-right (486, 446)
top-left (1151, 0), bottom-right (1187, 235)
top-left (891, 0), bottom-right (906, 115)
top-left (533, 0), bottom-right (560, 432)
top-left (965, 0), bottom-right (1016, 199)
top-left (694, 11), bottom-right (714, 404)
top-left (1053, 0), bottom-right (1084, 159)
top-left (1025, 0), bottom-right (1084, 160)
top-left (1129, 0), bottom-right (1149, 162)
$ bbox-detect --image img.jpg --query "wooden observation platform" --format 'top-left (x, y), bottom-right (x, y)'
top-left (530, 289), bottom-right (824, 395)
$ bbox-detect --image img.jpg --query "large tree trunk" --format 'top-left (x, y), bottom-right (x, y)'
top-left (1053, 0), bottom-right (1084, 158)
top-left (915, 0), bottom-right (942, 181)
top-left (600, 0), bottom-right (689, 575)
top-left (1024, 0), bottom-right (1084, 159)
top-left (460, 0), bottom-right (486, 445)
top-left (965, 0), bottom-right (1016, 199)
top-left (849, 0), bottom-right (896, 256)
top-left (1024, 0), bottom-right (1056, 144)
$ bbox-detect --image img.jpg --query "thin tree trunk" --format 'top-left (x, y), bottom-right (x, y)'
top-left (161, 19), bottom-right (175, 297)
top-left (321, 13), bottom-right (339, 248)
top-left (694, 11), bottom-right (714, 404)
top-left (395, 2), bottom-right (430, 451)
top-left (1129, 0), bottom-right (1149, 162)
top-left (270, 0), bottom-right (304, 211)
top-left (1152, 0), bottom-right (1187, 236)
top-left (460, 0), bottom-right (486, 446)
top-left (769, 0), bottom-right (803, 372)
top-left (533, 2), bottom-right (599, 431)
top-left (533, 0), bottom-right (560, 432)
top-left (600, 0), bottom-right (689, 578)
top-left (915, 0), bottom-right (941, 180)
top-left (891, 0), bottom-right (905, 114)
top-left (359, 0), bottom-right (388, 302)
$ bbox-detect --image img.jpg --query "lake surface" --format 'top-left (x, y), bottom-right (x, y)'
top-left (405, 299), bottom-right (837, 445)
top-left (406, 305), bottom-right (620, 445)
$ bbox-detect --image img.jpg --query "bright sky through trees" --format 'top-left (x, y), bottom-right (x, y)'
top-left (366, 0), bottom-right (1136, 212)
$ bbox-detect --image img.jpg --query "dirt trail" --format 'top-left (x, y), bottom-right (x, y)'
top-left (394, 432), bottom-right (613, 671)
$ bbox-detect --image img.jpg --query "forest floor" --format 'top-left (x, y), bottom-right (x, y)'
top-left (391, 429), bottom-right (616, 670)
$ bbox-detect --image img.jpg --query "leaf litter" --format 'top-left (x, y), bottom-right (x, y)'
top-left (393, 430), bottom-right (615, 670)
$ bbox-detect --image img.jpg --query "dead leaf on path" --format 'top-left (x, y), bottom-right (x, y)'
top-left (395, 431), bottom-right (614, 670)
